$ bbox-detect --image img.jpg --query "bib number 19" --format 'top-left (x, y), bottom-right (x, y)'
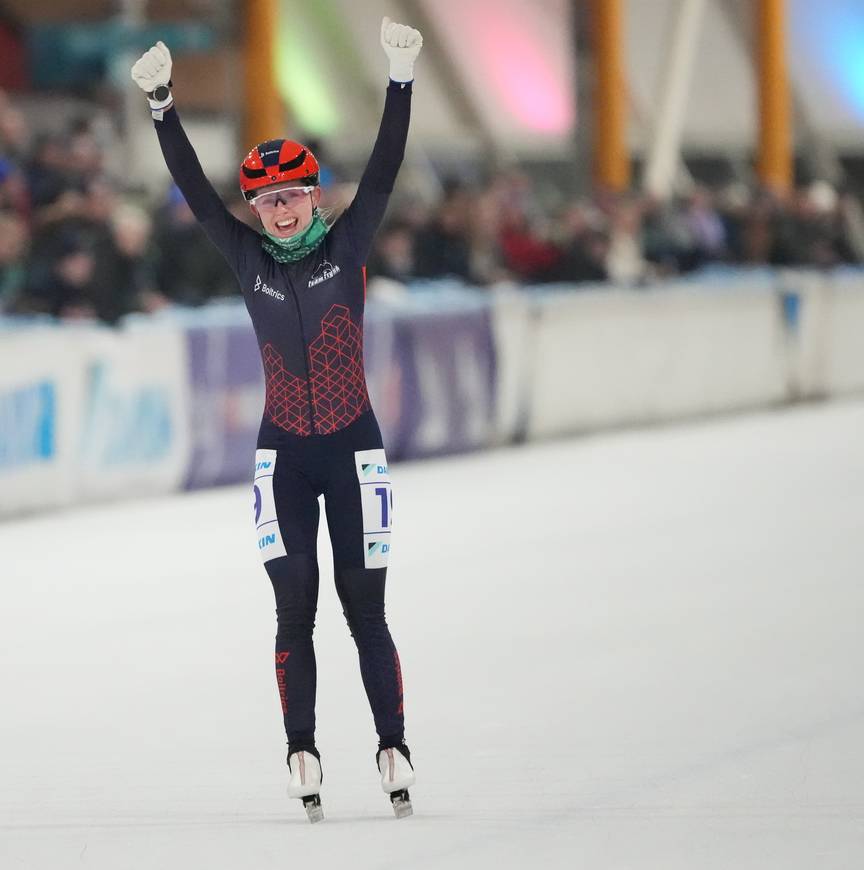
top-left (375, 486), bottom-right (392, 528)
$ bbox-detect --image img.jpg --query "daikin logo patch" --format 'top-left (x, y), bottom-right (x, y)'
top-left (367, 541), bottom-right (390, 557)
top-left (308, 261), bottom-right (341, 288)
top-left (253, 274), bottom-right (285, 301)
top-left (254, 449), bottom-right (288, 563)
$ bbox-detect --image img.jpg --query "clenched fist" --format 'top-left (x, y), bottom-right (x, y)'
top-left (131, 41), bottom-right (172, 94)
top-left (380, 17), bottom-right (423, 83)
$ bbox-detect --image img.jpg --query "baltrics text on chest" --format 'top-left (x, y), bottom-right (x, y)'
top-left (253, 274), bottom-right (285, 301)
top-left (308, 261), bottom-right (341, 288)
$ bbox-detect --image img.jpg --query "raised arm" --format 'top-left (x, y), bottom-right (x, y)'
top-left (336, 18), bottom-right (422, 263)
top-left (131, 42), bottom-right (258, 275)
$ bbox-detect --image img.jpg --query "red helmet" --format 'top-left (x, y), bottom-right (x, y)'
top-left (239, 139), bottom-right (320, 201)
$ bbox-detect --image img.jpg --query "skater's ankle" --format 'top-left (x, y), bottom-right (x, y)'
top-left (377, 734), bottom-right (406, 752)
top-left (287, 739), bottom-right (319, 760)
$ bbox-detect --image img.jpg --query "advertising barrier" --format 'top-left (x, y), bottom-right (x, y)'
top-left (387, 302), bottom-right (497, 459)
top-left (525, 281), bottom-right (789, 439)
top-left (76, 323), bottom-right (192, 501)
top-left (822, 271), bottom-right (864, 395)
top-left (489, 290), bottom-right (539, 445)
top-left (184, 320), bottom-right (263, 489)
top-left (3, 269), bottom-right (864, 519)
top-left (363, 305), bottom-right (403, 454)
top-left (0, 328), bottom-right (88, 516)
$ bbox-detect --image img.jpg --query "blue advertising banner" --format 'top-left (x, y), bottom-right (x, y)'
top-left (76, 327), bottom-right (191, 500)
top-left (0, 381), bottom-right (55, 470)
top-left (0, 328), bottom-right (86, 517)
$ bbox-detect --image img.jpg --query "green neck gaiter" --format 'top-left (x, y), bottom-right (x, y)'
top-left (262, 212), bottom-right (329, 263)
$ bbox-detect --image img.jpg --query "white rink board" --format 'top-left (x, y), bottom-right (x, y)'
top-left (824, 274), bottom-right (864, 394)
top-left (1, 401), bottom-right (863, 870)
top-left (526, 285), bottom-right (789, 438)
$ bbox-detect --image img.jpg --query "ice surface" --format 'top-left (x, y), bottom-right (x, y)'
top-left (2, 401), bottom-right (864, 869)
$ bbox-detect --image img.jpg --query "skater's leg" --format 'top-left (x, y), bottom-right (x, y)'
top-left (334, 564), bottom-right (405, 743)
top-left (323, 448), bottom-right (405, 744)
top-left (254, 451), bottom-right (321, 748)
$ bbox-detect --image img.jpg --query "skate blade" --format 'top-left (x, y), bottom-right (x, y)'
top-left (303, 795), bottom-right (324, 824)
top-left (391, 789), bottom-right (413, 819)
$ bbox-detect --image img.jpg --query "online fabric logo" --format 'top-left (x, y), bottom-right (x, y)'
top-left (0, 381), bottom-right (55, 469)
top-left (308, 261), bottom-right (341, 288)
top-left (253, 274), bottom-right (285, 301)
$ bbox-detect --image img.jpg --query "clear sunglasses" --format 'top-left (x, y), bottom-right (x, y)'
top-left (251, 185), bottom-right (317, 210)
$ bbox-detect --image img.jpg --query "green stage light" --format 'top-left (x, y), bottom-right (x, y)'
top-left (274, 0), bottom-right (341, 136)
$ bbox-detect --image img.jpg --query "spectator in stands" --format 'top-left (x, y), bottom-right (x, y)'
top-left (497, 201), bottom-right (561, 283)
top-left (2, 86), bottom-right (864, 319)
top-left (466, 186), bottom-right (510, 286)
top-left (0, 210), bottom-right (28, 311)
top-left (548, 203), bottom-right (608, 284)
top-left (152, 184), bottom-right (238, 305)
top-left (780, 182), bottom-right (857, 268)
top-left (92, 202), bottom-right (157, 322)
top-left (26, 175), bottom-right (115, 301)
top-left (367, 218), bottom-right (416, 284)
top-left (717, 182), bottom-right (752, 263)
top-left (483, 169), bottom-right (558, 283)
top-left (836, 190), bottom-right (864, 264)
top-left (746, 196), bottom-right (778, 265)
top-left (26, 133), bottom-right (74, 210)
top-left (413, 180), bottom-right (476, 282)
top-left (67, 117), bottom-right (104, 179)
top-left (17, 231), bottom-right (99, 321)
top-left (0, 89), bottom-right (28, 164)
top-left (605, 198), bottom-right (648, 284)
top-left (683, 186), bottom-right (728, 267)
top-left (0, 156), bottom-right (28, 217)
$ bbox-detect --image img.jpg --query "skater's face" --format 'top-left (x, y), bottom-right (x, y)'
top-left (250, 181), bottom-right (322, 239)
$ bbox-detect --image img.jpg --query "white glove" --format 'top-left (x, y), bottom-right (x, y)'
top-left (380, 17), bottom-right (423, 83)
top-left (131, 41), bottom-right (173, 118)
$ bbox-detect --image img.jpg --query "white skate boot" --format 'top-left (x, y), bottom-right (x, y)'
top-left (287, 749), bottom-right (323, 823)
top-left (377, 744), bottom-right (415, 819)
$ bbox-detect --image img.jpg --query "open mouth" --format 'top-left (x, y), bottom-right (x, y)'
top-left (275, 217), bottom-right (299, 233)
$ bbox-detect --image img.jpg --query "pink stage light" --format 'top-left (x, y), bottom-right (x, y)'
top-left (478, 20), bottom-right (574, 134)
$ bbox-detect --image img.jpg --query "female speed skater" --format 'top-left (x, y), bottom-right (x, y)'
top-left (131, 17), bottom-right (423, 823)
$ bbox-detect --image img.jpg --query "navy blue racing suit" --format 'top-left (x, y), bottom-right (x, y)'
top-left (153, 81), bottom-right (412, 753)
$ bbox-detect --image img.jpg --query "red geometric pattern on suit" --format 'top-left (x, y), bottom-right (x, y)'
top-left (261, 305), bottom-right (369, 436)
top-left (308, 304), bottom-right (370, 434)
top-left (262, 343), bottom-right (312, 436)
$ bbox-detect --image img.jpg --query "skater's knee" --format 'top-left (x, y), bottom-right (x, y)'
top-left (342, 604), bottom-right (389, 644)
top-left (276, 606), bottom-right (316, 640)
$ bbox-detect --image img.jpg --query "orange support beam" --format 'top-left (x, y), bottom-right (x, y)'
top-left (756, 0), bottom-right (792, 193)
top-left (593, 0), bottom-right (630, 191)
top-left (243, 0), bottom-right (284, 149)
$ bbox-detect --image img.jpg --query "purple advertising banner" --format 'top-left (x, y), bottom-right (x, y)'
top-left (388, 305), bottom-right (497, 460)
top-left (183, 322), bottom-right (264, 489)
top-left (182, 298), bottom-right (497, 486)
top-left (363, 308), bottom-right (407, 456)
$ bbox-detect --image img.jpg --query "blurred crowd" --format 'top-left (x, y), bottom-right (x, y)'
top-left (0, 90), bottom-right (246, 324)
top-left (1, 88), bottom-right (862, 325)
top-left (372, 174), bottom-right (863, 289)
